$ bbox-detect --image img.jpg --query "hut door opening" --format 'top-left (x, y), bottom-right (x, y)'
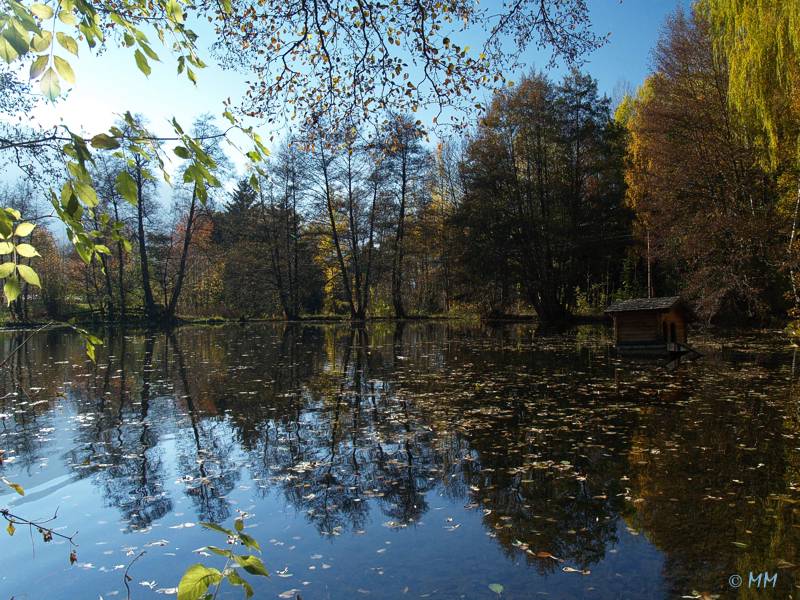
top-left (670, 322), bottom-right (677, 344)
top-left (662, 322), bottom-right (669, 342)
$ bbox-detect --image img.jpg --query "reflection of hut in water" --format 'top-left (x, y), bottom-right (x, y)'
top-left (605, 296), bottom-right (694, 355)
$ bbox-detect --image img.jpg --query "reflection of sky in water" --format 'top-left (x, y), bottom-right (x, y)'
top-left (0, 323), bottom-right (797, 599)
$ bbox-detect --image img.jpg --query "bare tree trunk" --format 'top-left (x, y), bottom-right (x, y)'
top-left (320, 147), bottom-right (358, 319)
top-left (167, 185), bottom-right (198, 319)
top-left (362, 175), bottom-right (378, 317)
top-left (345, 151), bottom-right (365, 318)
top-left (788, 184), bottom-right (800, 309)
top-left (392, 151), bottom-right (408, 318)
top-left (134, 161), bottom-right (156, 319)
top-left (646, 228), bottom-right (653, 299)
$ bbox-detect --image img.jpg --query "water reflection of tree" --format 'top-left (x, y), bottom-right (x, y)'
top-left (624, 361), bottom-right (800, 597)
top-left (0, 330), bottom-right (70, 476)
top-left (70, 333), bottom-right (174, 531)
top-left (457, 397), bottom-right (632, 571)
top-left (5, 322), bottom-right (798, 598)
top-left (242, 326), bottom-right (442, 535)
top-left (170, 332), bottom-right (239, 524)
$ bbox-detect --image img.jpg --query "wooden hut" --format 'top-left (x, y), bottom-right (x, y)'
top-left (604, 296), bottom-right (693, 355)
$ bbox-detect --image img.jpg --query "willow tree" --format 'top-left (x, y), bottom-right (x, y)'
top-left (703, 0), bottom-right (800, 306)
top-left (617, 9), bottom-right (783, 321)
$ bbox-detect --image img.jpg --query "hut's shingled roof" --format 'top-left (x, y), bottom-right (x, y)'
top-left (604, 296), bottom-right (682, 313)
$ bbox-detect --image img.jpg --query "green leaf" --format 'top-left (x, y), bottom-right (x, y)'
top-left (238, 533), bottom-right (260, 552)
top-left (0, 244), bottom-right (14, 256)
top-left (4, 276), bottom-right (21, 304)
top-left (74, 181), bottom-right (98, 206)
top-left (232, 555), bottom-right (268, 577)
top-left (75, 241), bottom-right (91, 264)
top-left (204, 545), bottom-right (233, 558)
top-left (0, 38), bottom-right (17, 63)
top-left (489, 584), bottom-right (504, 595)
top-left (14, 222), bottom-right (35, 237)
top-left (90, 133), bottom-right (119, 149)
top-left (30, 3), bottom-right (54, 19)
top-left (2, 28), bottom-right (29, 59)
top-left (57, 9), bottom-right (77, 25)
top-left (56, 32), bottom-right (78, 56)
top-left (30, 30), bottom-right (52, 52)
top-left (30, 55), bottom-right (48, 79)
top-left (6, 522), bottom-right (15, 536)
top-left (86, 340), bottom-right (96, 361)
top-left (10, 2), bottom-right (39, 32)
top-left (199, 522), bottom-right (234, 537)
top-left (15, 243), bottom-right (41, 258)
top-left (166, 0), bottom-right (184, 23)
top-left (138, 41), bottom-right (159, 61)
top-left (40, 66), bottom-right (60, 100)
top-left (53, 55), bottom-right (75, 83)
top-left (234, 517), bottom-right (244, 533)
top-left (17, 264), bottom-right (41, 287)
top-left (0, 263), bottom-right (14, 278)
top-left (0, 216), bottom-right (11, 239)
top-left (134, 49), bottom-right (151, 76)
top-left (115, 171), bottom-right (137, 205)
top-left (173, 145), bottom-right (191, 159)
top-left (226, 569), bottom-right (254, 598)
top-left (177, 564), bottom-right (223, 600)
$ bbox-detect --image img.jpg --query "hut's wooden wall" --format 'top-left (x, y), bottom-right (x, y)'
top-left (613, 309), bottom-right (688, 345)
top-left (660, 308), bottom-right (687, 343)
top-left (614, 311), bottom-right (660, 343)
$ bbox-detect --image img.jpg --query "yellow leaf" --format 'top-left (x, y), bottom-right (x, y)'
top-left (14, 222), bottom-right (35, 237)
top-left (15, 243), bottom-right (40, 258)
top-left (53, 55), bottom-right (75, 84)
top-left (17, 264), bottom-right (41, 287)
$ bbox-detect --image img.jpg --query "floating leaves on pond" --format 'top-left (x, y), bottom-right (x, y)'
top-left (0, 324), bottom-right (798, 597)
top-left (488, 583), bottom-right (504, 595)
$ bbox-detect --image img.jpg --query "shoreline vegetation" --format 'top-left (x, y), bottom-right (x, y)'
top-left (0, 311), bottom-right (789, 334)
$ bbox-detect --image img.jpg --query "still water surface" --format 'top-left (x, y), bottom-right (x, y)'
top-left (0, 323), bottom-right (798, 599)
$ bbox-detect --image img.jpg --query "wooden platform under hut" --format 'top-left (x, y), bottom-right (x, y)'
top-left (605, 296), bottom-right (696, 356)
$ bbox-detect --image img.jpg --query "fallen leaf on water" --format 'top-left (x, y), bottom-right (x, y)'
top-left (529, 550), bottom-right (562, 562)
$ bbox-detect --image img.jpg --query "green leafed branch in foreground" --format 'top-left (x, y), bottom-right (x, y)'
top-left (177, 516), bottom-right (268, 600)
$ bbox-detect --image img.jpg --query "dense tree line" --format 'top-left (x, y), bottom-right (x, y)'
top-left (2, 70), bottom-right (637, 324)
top-left (618, 3), bottom-right (796, 322)
top-left (2, 1), bottom-right (798, 326)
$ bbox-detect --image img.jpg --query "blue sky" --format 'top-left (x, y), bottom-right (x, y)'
top-left (27, 0), bottom-right (689, 174)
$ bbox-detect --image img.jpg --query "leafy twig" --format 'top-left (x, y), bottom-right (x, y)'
top-left (1, 506), bottom-right (79, 548)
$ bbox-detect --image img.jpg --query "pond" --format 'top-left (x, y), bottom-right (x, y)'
top-left (0, 322), bottom-right (798, 599)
